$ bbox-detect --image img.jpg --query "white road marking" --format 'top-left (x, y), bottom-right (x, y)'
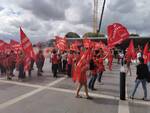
top-left (118, 100), bottom-right (130, 113)
top-left (0, 79), bottom-right (42, 88)
top-left (118, 72), bottom-right (130, 113)
top-left (48, 87), bottom-right (118, 100)
top-left (0, 88), bottom-right (45, 110)
top-left (128, 99), bottom-right (150, 106)
top-left (0, 76), bottom-right (149, 108)
top-left (46, 77), bottom-right (66, 87)
top-left (0, 77), bottom-right (65, 110)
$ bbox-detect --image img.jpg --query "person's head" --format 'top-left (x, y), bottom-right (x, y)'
top-left (70, 50), bottom-right (73, 54)
top-left (39, 50), bottom-right (43, 54)
top-left (138, 57), bottom-right (144, 64)
top-left (52, 49), bottom-right (56, 54)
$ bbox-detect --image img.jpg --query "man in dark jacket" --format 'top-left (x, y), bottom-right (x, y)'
top-left (130, 57), bottom-right (149, 100)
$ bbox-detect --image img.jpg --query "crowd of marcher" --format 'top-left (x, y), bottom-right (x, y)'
top-left (0, 46), bottom-right (150, 100)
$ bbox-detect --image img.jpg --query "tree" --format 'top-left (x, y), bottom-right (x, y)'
top-left (65, 32), bottom-right (80, 38)
top-left (83, 32), bottom-right (105, 38)
top-left (130, 33), bottom-right (139, 37)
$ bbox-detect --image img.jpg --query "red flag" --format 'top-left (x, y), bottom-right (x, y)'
top-left (10, 39), bottom-right (22, 53)
top-left (55, 36), bottom-right (68, 51)
top-left (20, 27), bottom-right (36, 70)
top-left (0, 40), bottom-right (12, 52)
top-left (83, 37), bottom-right (92, 48)
top-left (143, 43), bottom-right (149, 64)
top-left (126, 40), bottom-right (136, 60)
top-left (107, 23), bottom-right (129, 48)
top-left (70, 41), bottom-right (79, 51)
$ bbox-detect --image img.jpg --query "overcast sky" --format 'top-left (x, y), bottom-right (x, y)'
top-left (0, 0), bottom-right (150, 43)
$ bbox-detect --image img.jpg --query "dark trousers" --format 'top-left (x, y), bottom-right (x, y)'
top-left (58, 62), bottom-right (62, 72)
top-left (10, 63), bottom-right (15, 76)
top-left (18, 64), bottom-right (25, 79)
top-left (0, 65), bottom-right (6, 75)
top-left (88, 74), bottom-right (97, 90)
top-left (52, 64), bottom-right (58, 77)
top-left (62, 60), bottom-right (67, 72)
top-left (41, 61), bottom-right (44, 71)
top-left (67, 64), bottom-right (72, 77)
top-left (98, 72), bottom-right (103, 82)
top-left (121, 58), bottom-right (124, 66)
top-left (30, 59), bottom-right (34, 70)
top-left (37, 67), bottom-right (42, 76)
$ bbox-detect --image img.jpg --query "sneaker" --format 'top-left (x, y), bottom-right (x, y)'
top-left (142, 98), bottom-right (148, 101)
top-left (75, 95), bottom-right (82, 98)
top-left (129, 96), bottom-right (134, 99)
top-left (86, 96), bottom-right (93, 100)
top-left (91, 88), bottom-right (97, 91)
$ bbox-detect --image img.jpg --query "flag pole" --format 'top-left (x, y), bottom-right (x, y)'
top-left (97, 0), bottom-right (106, 33)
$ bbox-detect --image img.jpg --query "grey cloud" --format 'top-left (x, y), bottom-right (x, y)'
top-left (10, 18), bottom-right (42, 31)
top-left (108, 0), bottom-right (136, 13)
top-left (0, 6), bottom-right (4, 11)
top-left (18, 0), bottom-right (71, 20)
top-left (66, 0), bottom-right (93, 26)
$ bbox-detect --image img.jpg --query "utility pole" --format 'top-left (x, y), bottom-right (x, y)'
top-left (97, 0), bottom-right (106, 33)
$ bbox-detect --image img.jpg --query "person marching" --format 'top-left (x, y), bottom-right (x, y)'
top-left (97, 54), bottom-right (105, 83)
top-left (108, 50), bottom-right (113, 71)
top-left (51, 49), bottom-right (58, 78)
top-left (0, 52), bottom-right (6, 76)
top-left (67, 50), bottom-right (74, 78)
top-left (73, 50), bottom-right (92, 99)
top-left (36, 50), bottom-right (45, 76)
top-left (88, 55), bottom-right (98, 90)
top-left (9, 50), bottom-right (17, 77)
top-left (130, 57), bottom-right (149, 100)
top-left (17, 50), bottom-right (25, 80)
top-left (62, 51), bottom-right (67, 73)
top-left (57, 53), bottom-right (62, 73)
top-left (125, 53), bottom-right (132, 76)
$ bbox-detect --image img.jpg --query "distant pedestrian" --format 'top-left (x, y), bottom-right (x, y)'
top-left (36, 50), bottom-right (44, 76)
top-left (62, 51), bottom-right (67, 72)
top-left (67, 50), bottom-right (74, 77)
top-left (125, 54), bottom-right (132, 76)
top-left (51, 49), bottom-right (58, 78)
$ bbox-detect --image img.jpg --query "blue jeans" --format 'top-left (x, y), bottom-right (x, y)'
top-left (131, 79), bottom-right (147, 99)
top-left (88, 74), bottom-right (97, 89)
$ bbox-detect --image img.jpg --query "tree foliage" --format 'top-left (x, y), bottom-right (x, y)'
top-left (130, 33), bottom-right (139, 37)
top-left (65, 32), bottom-right (80, 38)
top-left (83, 32), bottom-right (105, 38)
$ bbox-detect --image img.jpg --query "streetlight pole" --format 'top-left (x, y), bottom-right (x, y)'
top-left (97, 0), bottom-right (106, 33)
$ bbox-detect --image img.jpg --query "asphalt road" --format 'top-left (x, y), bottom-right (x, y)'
top-left (0, 59), bottom-right (149, 113)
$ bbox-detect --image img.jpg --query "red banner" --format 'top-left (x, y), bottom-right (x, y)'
top-left (126, 40), bottom-right (136, 60)
top-left (107, 23), bottom-right (129, 48)
top-left (55, 36), bottom-right (68, 51)
top-left (143, 43), bottom-right (149, 64)
top-left (20, 27), bottom-right (36, 70)
top-left (83, 37), bottom-right (92, 48)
